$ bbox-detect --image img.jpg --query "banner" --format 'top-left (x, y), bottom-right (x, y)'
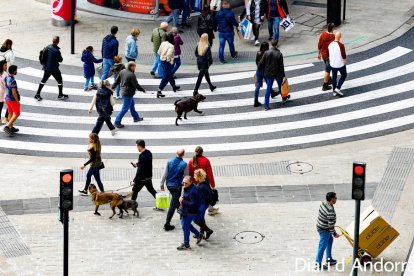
top-left (87, 0), bottom-right (171, 15)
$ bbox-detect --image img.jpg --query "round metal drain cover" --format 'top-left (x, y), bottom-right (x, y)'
top-left (234, 231), bottom-right (265, 244)
top-left (287, 161), bottom-right (313, 174)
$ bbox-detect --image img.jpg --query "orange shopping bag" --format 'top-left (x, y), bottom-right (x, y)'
top-left (281, 78), bottom-right (290, 97)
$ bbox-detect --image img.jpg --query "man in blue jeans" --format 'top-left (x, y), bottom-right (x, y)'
top-left (101, 26), bottom-right (119, 80)
top-left (167, 0), bottom-right (184, 29)
top-left (160, 148), bottom-right (188, 231)
top-left (266, 0), bottom-right (289, 41)
top-left (315, 192), bottom-right (340, 270)
top-left (215, 0), bottom-right (239, 64)
top-left (112, 62), bottom-right (146, 128)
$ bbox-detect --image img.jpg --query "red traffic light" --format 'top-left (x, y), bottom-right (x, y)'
top-left (354, 165), bottom-right (365, 175)
top-left (62, 173), bottom-right (72, 183)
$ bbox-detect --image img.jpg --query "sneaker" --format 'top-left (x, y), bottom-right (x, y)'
top-left (254, 40), bottom-right (260, 46)
top-left (150, 71), bottom-right (155, 76)
top-left (3, 126), bottom-right (12, 134)
top-left (336, 89), bottom-right (344, 97)
top-left (219, 60), bottom-right (227, 65)
top-left (115, 124), bottom-right (124, 128)
top-left (232, 51), bottom-right (239, 59)
top-left (58, 94), bottom-right (69, 100)
top-left (322, 84), bottom-right (332, 91)
top-left (34, 94), bottom-right (43, 101)
top-left (332, 92), bottom-right (337, 97)
top-left (326, 259), bottom-right (337, 265)
top-left (91, 85), bottom-right (98, 90)
top-left (10, 127), bottom-right (19, 133)
top-left (264, 107), bottom-right (270, 111)
top-left (110, 128), bottom-right (118, 136)
top-left (196, 235), bottom-right (203, 244)
top-left (134, 118), bottom-right (144, 122)
top-left (205, 229), bottom-right (214, 240)
top-left (84, 88), bottom-right (89, 92)
top-left (78, 190), bottom-right (88, 196)
top-left (177, 244), bottom-right (191, 251)
top-left (164, 224), bottom-right (175, 231)
top-left (153, 207), bottom-right (164, 212)
top-left (173, 86), bottom-right (181, 92)
top-left (254, 102), bottom-right (262, 107)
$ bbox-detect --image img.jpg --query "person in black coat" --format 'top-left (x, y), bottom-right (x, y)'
top-left (193, 34), bottom-right (217, 96)
top-left (193, 169), bottom-right (214, 241)
top-left (197, 5), bottom-right (216, 46)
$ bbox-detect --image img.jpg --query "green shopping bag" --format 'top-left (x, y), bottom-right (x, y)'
top-left (156, 192), bottom-right (171, 209)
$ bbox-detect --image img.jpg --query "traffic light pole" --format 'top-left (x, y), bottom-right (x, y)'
top-left (352, 199), bottom-right (361, 276)
top-left (63, 209), bottom-right (69, 276)
top-left (70, 0), bottom-right (75, 54)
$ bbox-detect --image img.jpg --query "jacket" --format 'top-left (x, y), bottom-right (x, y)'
top-left (173, 34), bottom-right (184, 56)
top-left (134, 149), bottom-right (153, 182)
top-left (316, 200), bottom-right (337, 236)
top-left (0, 47), bottom-right (15, 67)
top-left (151, 27), bottom-right (167, 53)
top-left (181, 184), bottom-right (201, 216)
top-left (168, 0), bottom-right (184, 10)
top-left (160, 157), bottom-right (188, 188)
top-left (110, 63), bottom-right (126, 75)
top-left (113, 68), bottom-right (145, 97)
top-left (158, 41), bottom-right (175, 65)
top-left (215, 8), bottom-right (238, 34)
top-left (195, 45), bottom-right (213, 71)
top-left (197, 14), bottom-right (216, 36)
top-left (125, 35), bottom-right (138, 60)
top-left (188, 156), bottom-right (215, 188)
top-left (88, 87), bottom-right (115, 115)
top-left (255, 50), bottom-right (266, 70)
top-left (197, 181), bottom-right (211, 206)
top-left (81, 51), bottom-right (103, 78)
top-left (248, 0), bottom-right (267, 22)
top-left (101, 34), bottom-right (119, 59)
top-left (267, 0), bottom-right (289, 18)
top-left (44, 44), bottom-right (63, 71)
top-left (259, 47), bottom-right (285, 78)
top-left (318, 32), bottom-right (335, 60)
top-left (84, 146), bottom-right (103, 167)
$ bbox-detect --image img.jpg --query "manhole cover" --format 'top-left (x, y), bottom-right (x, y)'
top-left (234, 231), bottom-right (265, 244)
top-left (287, 161), bottom-right (313, 174)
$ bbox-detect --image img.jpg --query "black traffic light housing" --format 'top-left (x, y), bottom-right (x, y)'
top-left (352, 162), bottom-right (366, 200)
top-left (60, 169), bottom-right (73, 211)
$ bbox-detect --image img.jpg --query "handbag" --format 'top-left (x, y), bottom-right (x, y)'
top-left (97, 162), bottom-right (105, 170)
top-left (209, 189), bottom-right (219, 207)
top-left (280, 16), bottom-right (295, 32)
top-left (156, 192), bottom-right (171, 209)
top-left (281, 78), bottom-right (290, 97)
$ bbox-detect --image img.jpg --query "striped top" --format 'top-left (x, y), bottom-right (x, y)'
top-left (316, 201), bottom-right (337, 236)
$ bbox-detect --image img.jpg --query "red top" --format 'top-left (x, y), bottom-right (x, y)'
top-left (188, 156), bottom-right (215, 188)
top-left (318, 32), bottom-right (335, 60)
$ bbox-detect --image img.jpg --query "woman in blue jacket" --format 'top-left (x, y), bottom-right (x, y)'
top-left (124, 28), bottom-right (140, 62)
top-left (193, 169), bottom-right (214, 242)
top-left (81, 46), bottom-right (103, 91)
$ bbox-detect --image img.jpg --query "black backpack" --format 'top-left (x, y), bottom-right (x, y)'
top-left (39, 46), bottom-right (48, 65)
top-left (95, 87), bottom-right (113, 114)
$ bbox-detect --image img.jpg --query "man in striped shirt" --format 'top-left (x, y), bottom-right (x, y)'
top-left (315, 192), bottom-right (340, 270)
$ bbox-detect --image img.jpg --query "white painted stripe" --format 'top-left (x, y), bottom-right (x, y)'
top-left (14, 97), bottom-right (414, 139)
top-left (17, 63), bottom-right (314, 85)
top-left (16, 80), bottom-right (414, 125)
top-left (1, 114), bottom-right (414, 153)
top-left (16, 46), bottom-right (412, 97)
top-left (17, 61), bottom-right (414, 111)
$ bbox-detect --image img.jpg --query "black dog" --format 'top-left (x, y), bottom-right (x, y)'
top-left (174, 94), bottom-right (206, 126)
top-left (117, 200), bottom-right (139, 218)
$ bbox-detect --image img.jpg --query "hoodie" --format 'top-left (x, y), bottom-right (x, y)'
top-left (101, 35), bottom-right (119, 60)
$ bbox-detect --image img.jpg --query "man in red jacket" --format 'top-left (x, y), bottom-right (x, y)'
top-left (317, 23), bottom-right (335, 91)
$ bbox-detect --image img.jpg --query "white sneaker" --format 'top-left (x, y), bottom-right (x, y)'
top-left (111, 128), bottom-right (119, 136)
top-left (336, 89), bottom-right (343, 97)
top-left (250, 36), bottom-right (255, 41)
top-left (254, 40), bottom-right (260, 46)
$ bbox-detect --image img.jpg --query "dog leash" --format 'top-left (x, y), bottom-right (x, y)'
top-left (110, 181), bottom-right (134, 192)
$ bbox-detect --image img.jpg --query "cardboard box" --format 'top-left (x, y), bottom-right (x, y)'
top-left (366, 227), bottom-right (399, 257)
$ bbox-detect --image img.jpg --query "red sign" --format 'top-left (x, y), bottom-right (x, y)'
top-left (87, 0), bottom-right (171, 15)
top-left (52, 0), bottom-right (76, 21)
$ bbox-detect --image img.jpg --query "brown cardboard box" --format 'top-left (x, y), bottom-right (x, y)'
top-left (366, 227), bottom-right (399, 257)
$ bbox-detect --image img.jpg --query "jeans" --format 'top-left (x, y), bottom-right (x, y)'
top-left (159, 61), bottom-right (176, 91)
top-left (331, 65), bottom-right (347, 90)
top-left (84, 76), bottom-right (94, 89)
top-left (180, 214), bottom-right (200, 245)
top-left (254, 69), bottom-right (265, 103)
top-left (151, 53), bottom-right (164, 77)
top-left (172, 56), bottom-right (181, 75)
top-left (84, 166), bottom-right (105, 192)
top-left (218, 32), bottom-right (236, 62)
top-left (268, 17), bottom-right (282, 40)
top-left (92, 113), bottom-right (115, 134)
top-left (167, 9), bottom-right (180, 27)
top-left (132, 179), bottom-right (157, 200)
top-left (125, 57), bottom-right (136, 62)
top-left (101, 58), bottom-right (114, 80)
top-left (264, 76), bottom-right (283, 108)
top-left (114, 96), bottom-right (140, 125)
top-left (315, 230), bottom-right (333, 265)
top-left (165, 186), bottom-right (182, 225)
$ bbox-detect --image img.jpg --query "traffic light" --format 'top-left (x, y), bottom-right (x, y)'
top-left (352, 162), bottom-right (366, 200)
top-left (60, 169), bottom-right (73, 211)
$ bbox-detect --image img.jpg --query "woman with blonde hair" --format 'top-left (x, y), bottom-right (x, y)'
top-left (125, 27), bottom-right (140, 62)
top-left (79, 133), bottom-right (105, 195)
top-left (193, 168), bottom-right (214, 241)
top-left (193, 34), bottom-right (216, 96)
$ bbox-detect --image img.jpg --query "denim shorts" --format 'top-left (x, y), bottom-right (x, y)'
top-left (323, 58), bottom-right (332, 73)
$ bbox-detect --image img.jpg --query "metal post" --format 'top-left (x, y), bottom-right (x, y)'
top-left (70, 0), bottom-right (75, 54)
top-left (63, 210), bottom-right (69, 276)
top-left (343, 0), bottom-right (346, 21)
top-left (155, 0), bottom-right (160, 18)
top-left (352, 199), bottom-right (361, 276)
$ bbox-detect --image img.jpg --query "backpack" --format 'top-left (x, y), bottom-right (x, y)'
top-left (95, 87), bottom-right (113, 114)
top-left (198, 15), bottom-right (211, 35)
top-left (39, 46), bottom-right (48, 65)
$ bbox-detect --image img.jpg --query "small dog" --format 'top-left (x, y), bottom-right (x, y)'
top-left (88, 184), bottom-right (131, 219)
top-left (117, 200), bottom-right (139, 218)
top-left (174, 94), bottom-right (206, 126)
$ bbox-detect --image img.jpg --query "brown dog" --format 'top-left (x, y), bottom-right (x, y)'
top-left (174, 94), bottom-right (206, 126)
top-left (117, 200), bottom-right (139, 218)
top-left (88, 184), bottom-right (131, 219)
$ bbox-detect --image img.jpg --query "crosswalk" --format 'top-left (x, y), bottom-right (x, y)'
top-left (1, 43), bottom-right (414, 158)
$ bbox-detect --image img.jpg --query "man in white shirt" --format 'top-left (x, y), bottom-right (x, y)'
top-left (327, 32), bottom-right (347, 97)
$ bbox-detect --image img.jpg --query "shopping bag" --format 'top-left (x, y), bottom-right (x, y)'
top-left (239, 18), bottom-right (252, 40)
top-left (96, 65), bottom-right (114, 79)
top-left (156, 192), bottom-right (171, 209)
top-left (281, 78), bottom-right (290, 97)
top-left (280, 16), bottom-right (295, 32)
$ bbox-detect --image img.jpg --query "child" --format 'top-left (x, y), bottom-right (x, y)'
top-left (110, 55), bottom-right (126, 99)
top-left (81, 46), bottom-right (103, 91)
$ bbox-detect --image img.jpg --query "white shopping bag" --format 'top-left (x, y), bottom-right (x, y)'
top-left (239, 18), bottom-right (253, 40)
top-left (280, 16), bottom-right (295, 32)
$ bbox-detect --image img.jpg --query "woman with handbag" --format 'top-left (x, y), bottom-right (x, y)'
top-left (247, 0), bottom-right (267, 46)
top-left (253, 41), bottom-right (269, 107)
top-left (193, 169), bottom-right (214, 241)
top-left (79, 133), bottom-right (105, 195)
top-left (193, 34), bottom-right (216, 96)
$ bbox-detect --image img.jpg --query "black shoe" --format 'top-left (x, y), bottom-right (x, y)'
top-left (157, 92), bottom-right (165, 98)
top-left (196, 235), bottom-right (203, 244)
top-left (282, 95), bottom-right (291, 103)
top-left (3, 126), bottom-right (12, 134)
top-left (177, 244), bottom-right (191, 251)
top-left (270, 89), bottom-right (280, 99)
top-left (34, 94), bottom-right (43, 101)
top-left (150, 71), bottom-right (155, 76)
top-left (58, 94), bottom-right (69, 100)
top-left (322, 84), bottom-right (332, 91)
top-left (210, 85), bottom-right (217, 92)
top-left (205, 229), bottom-right (214, 240)
top-left (326, 259), bottom-right (337, 265)
top-left (153, 207), bottom-right (165, 211)
top-left (78, 190), bottom-right (88, 196)
top-left (164, 224), bottom-right (175, 231)
top-left (10, 127), bottom-right (19, 133)
top-left (178, 29), bottom-right (184, 34)
top-left (115, 124), bottom-right (124, 128)
top-left (134, 118), bottom-right (144, 122)
top-left (254, 101), bottom-right (262, 107)
top-left (173, 86), bottom-right (180, 92)
top-left (264, 107), bottom-right (270, 111)
top-left (268, 36), bottom-right (273, 41)
top-left (232, 51), bottom-right (239, 59)
top-left (91, 85), bottom-right (98, 90)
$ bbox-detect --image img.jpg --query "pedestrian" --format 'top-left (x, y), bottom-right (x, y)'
top-left (209, 0), bottom-right (221, 16)
top-left (3, 65), bottom-right (20, 135)
top-left (193, 168), bottom-right (214, 241)
top-left (266, 0), bottom-right (289, 41)
top-left (171, 27), bottom-right (184, 77)
top-left (247, 0), bottom-right (267, 46)
top-left (197, 5), bottom-right (216, 47)
top-left (253, 41), bottom-right (269, 107)
top-left (79, 133), bottom-right (105, 195)
top-left (88, 80), bottom-right (118, 136)
top-left (181, 0), bottom-right (191, 28)
top-left (327, 32), bottom-right (347, 97)
top-left (166, 0), bottom-right (184, 29)
top-left (125, 27), bottom-right (140, 62)
top-left (150, 22), bottom-right (168, 78)
top-left (314, 192), bottom-right (339, 270)
top-left (34, 36), bottom-right (68, 101)
top-left (258, 39), bottom-right (290, 110)
top-left (215, 0), bottom-right (239, 64)
top-left (131, 140), bottom-right (159, 203)
top-left (101, 26), bottom-right (119, 81)
top-left (110, 55), bottom-right (126, 99)
top-left (81, 46), bottom-right (103, 92)
top-left (318, 23), bottom-right (335, 91)
top-left (156, 33), bottom-right (181, 98)
top-left (177, 176), bottom-right (202, 250)
top-left (160, 148), bottom-right (189, 231)
top-left (0, 60), bottom-right (7, 124)
top-left (193, 33), bottom-right (216, 96)
top-left (0, 39), bottom-right (15, 67)
top-left (112, 62), bottom-right (145, 128)
top-left (188, 146), bottom-right (219, 215)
